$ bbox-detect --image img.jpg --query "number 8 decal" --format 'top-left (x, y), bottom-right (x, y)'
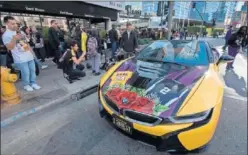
top-left (160, 87), bottom-right (171, 95)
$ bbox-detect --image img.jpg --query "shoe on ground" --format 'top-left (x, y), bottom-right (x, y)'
top-left (31, 84), bottom-right (41, 90)
top-left (24, 85), bottom-right (34, 92)
top-left (41, 65), bottom-right (48, 69)
top-left (92, 70), bottom-right (96, 74)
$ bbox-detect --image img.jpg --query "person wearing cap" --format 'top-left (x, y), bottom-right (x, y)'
top-left (120, 22), bottom-right (138, 55)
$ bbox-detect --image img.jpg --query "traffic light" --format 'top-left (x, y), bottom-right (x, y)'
top-left (157, 1), bottom-right (162, 16)
top-left (192, 2), bottom-right (196, 8)
top-left (163, 2), bottom-right (169, 15)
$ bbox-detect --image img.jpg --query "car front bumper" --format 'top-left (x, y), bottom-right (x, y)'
top-left (98, 91), bottom-right (222, 152)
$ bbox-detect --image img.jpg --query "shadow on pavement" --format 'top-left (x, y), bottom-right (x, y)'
top-left (224, 69), bottom-right (247, 97)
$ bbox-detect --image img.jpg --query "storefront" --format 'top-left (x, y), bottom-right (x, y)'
top-left (0, 1), bottom-right (118, 31)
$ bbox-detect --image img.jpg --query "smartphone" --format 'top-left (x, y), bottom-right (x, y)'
top-left (16, 30), bottom-right (21, 34)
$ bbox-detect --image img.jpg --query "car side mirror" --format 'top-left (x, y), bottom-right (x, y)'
top-left (216, 54), bottom-right (234, 66)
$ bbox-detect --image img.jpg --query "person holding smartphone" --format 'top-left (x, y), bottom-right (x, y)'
top-left (2, 16), bottom-right (41, 92)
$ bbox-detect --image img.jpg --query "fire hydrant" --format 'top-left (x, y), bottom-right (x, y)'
top-left (1, 67), bottom-right (21, 104)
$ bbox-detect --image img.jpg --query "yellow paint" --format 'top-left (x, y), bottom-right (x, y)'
top-left (99, 60), bottom-right (125, 87)
top-left (133, 123), bottom-right (192, 137)
top-left (177, 65), bottom-right (224, 116)
top-left (1, 67), bottom-right (21, 104)
top-left (109, 71), bottom-right (133, 87)
top-left (178, 97), bottom-right (223, 150)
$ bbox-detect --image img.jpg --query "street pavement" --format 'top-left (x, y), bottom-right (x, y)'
top-left (1, 38), bottom-right (247, 155)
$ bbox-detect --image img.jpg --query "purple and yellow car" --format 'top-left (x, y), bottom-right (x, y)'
top-left (98, 40), bottom-right (234, 153)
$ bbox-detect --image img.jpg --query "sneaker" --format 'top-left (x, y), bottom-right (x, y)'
top-left (41, 65), bottom-right (48, 70)
top-left (31, 84), bottom-right (41, 90)
top-left (24, 85), bottom-right (34, 92)
top-left (92, 70), bottom-right (96, 74)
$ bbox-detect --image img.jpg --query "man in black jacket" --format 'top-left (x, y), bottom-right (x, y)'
top-left (108, 24), bottom-right (118, 58)
top-left (48, 20), bottom-right (60, 64)
top-left (120, 22), bottom-right (138, 55)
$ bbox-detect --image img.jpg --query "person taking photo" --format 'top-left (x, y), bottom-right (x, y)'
top-left (2, 16), bottom-right (41, 91)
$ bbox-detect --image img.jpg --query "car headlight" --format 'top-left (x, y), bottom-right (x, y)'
top-left (162, 109), bottom-right (212, 124)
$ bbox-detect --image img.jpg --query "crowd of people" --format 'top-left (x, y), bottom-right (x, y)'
top-left (0, 16), bottom-right (140, 91)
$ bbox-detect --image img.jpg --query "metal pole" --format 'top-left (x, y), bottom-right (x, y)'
top-left (167, 1), bottom-right (174, 40)
top-left (200, 2), bottom-right (206, 36)
top-left (161, 1), bottom-right (163, 28)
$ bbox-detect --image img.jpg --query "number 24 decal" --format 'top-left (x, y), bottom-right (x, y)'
top-left (160, 87), bottom-right (171, 95)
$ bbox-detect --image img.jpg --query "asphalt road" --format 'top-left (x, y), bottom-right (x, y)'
top-left (1, 39), bottom-right (247, 155)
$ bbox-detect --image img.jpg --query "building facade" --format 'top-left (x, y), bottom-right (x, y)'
top-left (173, 2), bottom-right (191, 20)
top-left (0, 1), bottom-right (119, 31)
top-left (240, 2), bottom-right (247, 26)
top-left (189, 2), bottom-right (209, 21)
top-left (142, 1), bottom-right (158, 17)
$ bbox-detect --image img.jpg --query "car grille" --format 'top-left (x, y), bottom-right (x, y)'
top-left (103, 95), bottom-right (119, 113)
top-left (123, 109), bottom-right (162, 126)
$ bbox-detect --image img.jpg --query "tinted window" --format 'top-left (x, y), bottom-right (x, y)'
top-left (137, 40), bottom-right (209, 66)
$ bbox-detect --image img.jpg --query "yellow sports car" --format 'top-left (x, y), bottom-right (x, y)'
top-left (98, 40), bottom-right (234, 153)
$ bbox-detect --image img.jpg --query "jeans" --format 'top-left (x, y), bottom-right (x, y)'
top-left (111, 42), bottom-right (117, 57)
top-left (15, 60), bottom-right (36, 86)
top-left (68, 64), bottom-right (86, 79)
top-left (59, 42), bottom-right (65, 54)
top-left (89, 53), bottom-right (101, 73)
top-left (34, 57), bottom-right (42, 68)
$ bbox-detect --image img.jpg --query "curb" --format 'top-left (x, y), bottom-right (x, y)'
top-left (1, 84), bottom-right (98, 128)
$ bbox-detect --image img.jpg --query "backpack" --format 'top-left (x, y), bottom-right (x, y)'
top-left (87, 37), bottom-right (97, 57)
top-left (58, 49), bottom-right (70, 71)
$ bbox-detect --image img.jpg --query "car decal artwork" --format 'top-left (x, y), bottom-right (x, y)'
top-left (103, 84), bottom-right (168, 115)
top-left (101, 61), bottom-right (209, 118)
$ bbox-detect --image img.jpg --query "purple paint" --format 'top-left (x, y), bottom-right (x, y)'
top-left (178, 67), bottom-right (206, 86)
top-left (159, 100), bottom-right (178, 117)
top-left (166, 69), bottom-right (188, 80)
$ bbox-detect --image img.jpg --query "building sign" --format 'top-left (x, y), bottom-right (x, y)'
top-left (83, 1), bottom-right (125, 11)
top-left (25, 6), bottom-right (45, 12)
top-left (59, 11), bottom-right (73, 16)
top-left (0, 1), bottom-right (118, 21)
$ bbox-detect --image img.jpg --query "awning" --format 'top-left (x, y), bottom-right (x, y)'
top-left (0, 1), bottom-right (117, 21)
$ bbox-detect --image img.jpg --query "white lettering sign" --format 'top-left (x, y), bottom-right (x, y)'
top-left (25, 7), bottom-right (34, 11)
top-left (25, 7), bottom-right (44, 12)
top-left (35, 8), bottom-right (45, 12)
top-left (60, 11), bottom-right (73, 15)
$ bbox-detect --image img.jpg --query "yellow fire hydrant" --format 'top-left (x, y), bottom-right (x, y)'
top-left (1, 67), bottom-right (21, 104)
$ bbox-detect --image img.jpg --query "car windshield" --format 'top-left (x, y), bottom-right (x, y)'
top-left (137, 40), bottom-right (209, 66)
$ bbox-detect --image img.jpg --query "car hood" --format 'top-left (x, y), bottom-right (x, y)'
top-left (101, 58), bottom-right (208, 118)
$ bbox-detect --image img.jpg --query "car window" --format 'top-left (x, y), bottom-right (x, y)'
top-left (137, 40), bottom-right (209, 66)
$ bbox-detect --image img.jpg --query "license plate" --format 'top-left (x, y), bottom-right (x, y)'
top-left (112, 115), bottom-right (132, 134)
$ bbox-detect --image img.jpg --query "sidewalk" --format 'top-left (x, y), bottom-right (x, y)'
top-left (1, 58), bottom-right (103, 127)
